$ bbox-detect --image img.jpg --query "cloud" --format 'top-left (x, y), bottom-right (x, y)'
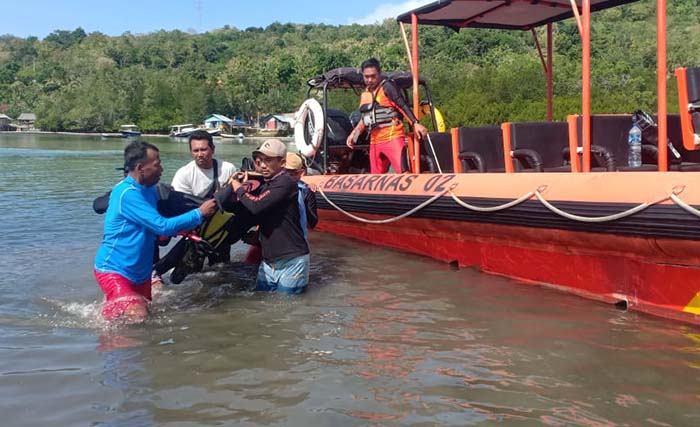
top-left (351, 1), bottom-right (433, 25)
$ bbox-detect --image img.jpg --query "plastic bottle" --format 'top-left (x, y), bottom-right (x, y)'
top-left (628, 123), bottom-right (642, 167)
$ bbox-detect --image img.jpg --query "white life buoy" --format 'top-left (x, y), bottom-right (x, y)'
top-left (294, 98), bottom-right (325, 157)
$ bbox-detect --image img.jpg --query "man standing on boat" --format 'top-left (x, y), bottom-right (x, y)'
top-left (94, 141), bottom-right (218, 323)
top-left (230, 140), bottom-right (311, 294)
top-left (346, 57), bottom-right (428, 174)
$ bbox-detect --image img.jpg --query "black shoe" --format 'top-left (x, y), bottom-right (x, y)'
top-left (170, 265), bottom-right (188, 284)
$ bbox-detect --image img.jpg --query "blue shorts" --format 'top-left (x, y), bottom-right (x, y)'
top-left (255, 254), bottom-right (310, 294)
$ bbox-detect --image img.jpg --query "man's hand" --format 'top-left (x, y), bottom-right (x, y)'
top-left (346, 131), bottom-right (355, 149)
top-left (413, 122), bottom-right (428, 140)
top-left (230, 171), bottom-right (248, 191)
top-left (198, 198), bottom-right (218, 217)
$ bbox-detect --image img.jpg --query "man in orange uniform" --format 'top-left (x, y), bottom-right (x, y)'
top-left (346, 57), bottom-right (428, 173)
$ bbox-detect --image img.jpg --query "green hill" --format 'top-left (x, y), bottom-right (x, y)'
top-left (0, 0), bottom-right (698, 132)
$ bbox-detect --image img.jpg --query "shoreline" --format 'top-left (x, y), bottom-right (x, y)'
top-left (0, 130), bottom-right (292, 139)
top-left (0, 130), bottom-right (170, 137)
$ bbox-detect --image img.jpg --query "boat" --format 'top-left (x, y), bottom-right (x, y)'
top-left (100, 124), bottom-right (141, 139)
top-left (100, 132), bottom-right (124, 139)
top-left (169, 124), bottom-right (197, 138)
top-left (220, 132), bottom-right (244, 139)
top-left (251, 128), bottom-right (291, 138)
top-left (301, 0), bottom-right (700, 325)
top-left (120, 124), bottom-right (141, 137)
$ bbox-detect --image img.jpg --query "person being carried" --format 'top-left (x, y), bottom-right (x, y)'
top-left (346, 57), bottom-right (428, 174)
top-left (230, 139), bottom-right (311, 294)
top-left (94, 141), bottom-right (218, 323)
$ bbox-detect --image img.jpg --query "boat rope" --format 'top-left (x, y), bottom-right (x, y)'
top-left (316, 184), bottom-right (453, 224)
top-left (669, 185), bottom-right (700, 218)
top-left (532, 187), bottom-right (669, 223)
top-left (449, 189), bottom-right (537, 212)
top-left (319, 179), bottom-right (693, 225)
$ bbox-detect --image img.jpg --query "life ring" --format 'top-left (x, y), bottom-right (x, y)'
top-left (294, 98), bottom-right (325, 157)
top-left (419, 103), bottom-right (446, 133)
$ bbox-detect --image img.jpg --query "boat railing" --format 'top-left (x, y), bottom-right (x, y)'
top-left (444, 112), bottom-right (700, 175)
top-left (673, 67), bottom-right (700, 151)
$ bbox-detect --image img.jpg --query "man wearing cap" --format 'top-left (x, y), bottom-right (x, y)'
top-left (230, 139), bottom-right (310, 294)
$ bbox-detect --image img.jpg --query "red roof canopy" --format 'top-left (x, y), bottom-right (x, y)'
top-left (396, 0), bottom-right (640, 31)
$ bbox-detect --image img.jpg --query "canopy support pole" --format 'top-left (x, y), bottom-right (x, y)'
top-left (657, 0), bottom-right (668, 171)
top-left (547, 23), bottom-right (553, 122)
top-left (411, 13), bottom-right (421, 173)
top-left (530, 23), bottom-right (552, 122)
top-left (399, 22), bottom-right (413, 69)
top-left (531, 28), bottom-right (547, 74)
top-left (582, 0), bottom-right (591, 172)
top-left (569, 0), bottom-right (583, 37)
top-left (530, 26), bottom-right (554, 122)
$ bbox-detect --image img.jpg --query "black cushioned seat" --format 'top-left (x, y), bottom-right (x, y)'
top-left (575, 114), bottom-right (700, 171)
top-left (509, 121), bottom-right (570, 172)
top-left (421, 132), bottom-right (454, 173)
top-left (457, 126), bottom-right (504, 172)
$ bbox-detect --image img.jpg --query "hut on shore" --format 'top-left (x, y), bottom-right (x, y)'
top-left (17, 113), bottom-right (36, 131)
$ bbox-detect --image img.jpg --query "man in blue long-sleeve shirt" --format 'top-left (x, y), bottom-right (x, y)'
top-left (94, 141), bottom-right (217, 323)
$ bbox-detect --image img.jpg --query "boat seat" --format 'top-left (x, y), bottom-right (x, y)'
top-left (420, 132), bottom-right (455, 173)
top-left (507, 121), bottom-right (570, 172)
top-left (457, 126), bottom-right (505, 172)
top-left (573, 113), bottom-right (700, 171)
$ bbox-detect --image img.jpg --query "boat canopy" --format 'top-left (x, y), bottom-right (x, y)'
top-left (396, 0), bottom-right (640, 30)
top-left (307, 67), bottom-right (426, 91)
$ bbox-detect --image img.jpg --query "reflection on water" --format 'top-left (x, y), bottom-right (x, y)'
top-left (1, 134), bottom-right (700, 426)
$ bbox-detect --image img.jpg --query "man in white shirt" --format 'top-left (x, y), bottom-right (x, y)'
top-left (162, 130), bottom-right (238, 272)
top-left (172, 130), bottom-right (237, 197)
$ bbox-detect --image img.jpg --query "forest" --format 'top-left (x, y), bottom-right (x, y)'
top-left (0, 0), bottom-right (698, 132)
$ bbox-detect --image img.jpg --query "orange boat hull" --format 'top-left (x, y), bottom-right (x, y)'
top-left (305, 172), bottom-right (700, 324)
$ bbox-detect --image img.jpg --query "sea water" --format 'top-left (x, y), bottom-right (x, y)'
top-left (1, 133), bottom-right (700, 427)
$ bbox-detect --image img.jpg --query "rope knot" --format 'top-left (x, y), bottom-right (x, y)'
top-left (672, 185), bottom-right (685, 196)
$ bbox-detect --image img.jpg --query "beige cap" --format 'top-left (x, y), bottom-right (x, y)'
top-left (253, 139), bottom-right (287, 158)
top-left (284, 153), bottom-right (304, 171)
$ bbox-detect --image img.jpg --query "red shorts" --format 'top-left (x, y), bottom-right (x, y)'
top-left (94, 270), bottom-right (152, 321)
top-left (370, 136), bottom-right (405, 174)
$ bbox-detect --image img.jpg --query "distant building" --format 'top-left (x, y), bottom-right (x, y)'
top-left (204, 114), bottom-right (233, 132)
top-left (0, 114), bottom-right (12, 130)
top-left (17, 113), bottom-right (36, 131)
top-left (261, 114), bottom-right (294, 131)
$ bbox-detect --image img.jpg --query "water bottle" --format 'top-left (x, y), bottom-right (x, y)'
top-left (628, 123), bottom-right (642, 167)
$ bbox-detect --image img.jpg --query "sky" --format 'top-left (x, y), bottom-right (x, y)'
top-left (1, 0), bottom-right (432, 39)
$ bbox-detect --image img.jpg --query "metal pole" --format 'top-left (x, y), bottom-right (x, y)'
top-left (399, 22), bottom-right (414, 68)
top-left (411, 13), bottom-right (421, 173)
top-left (582, 0), bottom-right (591, 172)
top-left (657, 0), bottom-right (668, 171)
top-left (547, 23), bottom-right (553, 122)
top-left (322, 82), bottom-right (328, 174)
